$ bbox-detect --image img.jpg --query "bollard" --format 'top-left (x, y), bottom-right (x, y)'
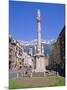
top-left (17, 73), bottom-right (19, 78)
top-left (30, 73), bottom-right (32, 77)
top-left (44, 72), bottom-right (45, 77)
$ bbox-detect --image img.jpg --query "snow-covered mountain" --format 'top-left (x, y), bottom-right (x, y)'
top-left (18, 39), bottom-right (56, 57)
top-left (18, 39), bottom-right (56, 46)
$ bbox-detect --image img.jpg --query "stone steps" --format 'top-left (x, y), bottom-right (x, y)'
top-left (32, 72), bottom-right (44, 77)
top-left (45, 71), bottom-right (57, 76)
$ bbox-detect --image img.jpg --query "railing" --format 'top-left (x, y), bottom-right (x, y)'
top-left (9, 68), bottom-right (32, 79)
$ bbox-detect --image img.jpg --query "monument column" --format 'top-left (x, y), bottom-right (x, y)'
top-left (37, 9), bottom-right (41, 55)
top-left (33, 9), bottom-right (47, 75)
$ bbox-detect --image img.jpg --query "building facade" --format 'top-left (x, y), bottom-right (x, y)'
top-left (57, 26), bottom-right (65, 77)
top-left (9, 35), bottom-right (24, 70)
top-left (49, 26), bottom-right (65, 77)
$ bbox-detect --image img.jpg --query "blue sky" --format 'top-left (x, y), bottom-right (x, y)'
top-left (9, 1), bottom-right (65, 41)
